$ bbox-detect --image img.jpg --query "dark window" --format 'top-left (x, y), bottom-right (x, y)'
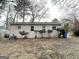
top-left (18, 25), bottom-right (21, 29)
top-left (52, 26), bottom-right (56, 30)
top-left (31, 26), bottom-right (34, 31)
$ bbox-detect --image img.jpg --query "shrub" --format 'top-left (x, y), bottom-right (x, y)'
top-left (4, 34), bottom-right (9, 38)
top-left (74, 29), bottom-right (79, 36)
top-left (57, 29), bottom-right (65, 38)
top-left (47, 30), bottom-right (52, 33)
top-left (47, 30), bottom-right (52, 38)
top-left (39, 30), bottom-right (46, 38)
top-left (19, 31), bottom-right (26, 36)
top-left (19, 31), bottom-right (28, 39)
top-left (64, 23), bottom-right (69, 32)
top-left (9, 34), bottom-right (17, 40)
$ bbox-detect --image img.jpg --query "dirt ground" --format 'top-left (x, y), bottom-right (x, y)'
top-left (0, 37), bottom-right (79, 59)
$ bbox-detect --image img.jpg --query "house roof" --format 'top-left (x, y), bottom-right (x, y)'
top-left (10, 22), bottom-right (61, 26)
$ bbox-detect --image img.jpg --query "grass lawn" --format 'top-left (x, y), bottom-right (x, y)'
top-left (0, 37), bottom-right (79, 59)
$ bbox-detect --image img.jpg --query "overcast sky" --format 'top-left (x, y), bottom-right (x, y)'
top-left (0, 0), bottom-right (79, 25)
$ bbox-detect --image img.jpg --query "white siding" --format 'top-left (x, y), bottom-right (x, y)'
top-left (9, 25), bottom-right (60, 38)
top-left (46, 26), bottom-right (52, 31)
top-left (34, 26), bottom-right (42, 30)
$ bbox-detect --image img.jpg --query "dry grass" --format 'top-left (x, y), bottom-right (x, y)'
top-left (0, 37), bottom-right (79, 59)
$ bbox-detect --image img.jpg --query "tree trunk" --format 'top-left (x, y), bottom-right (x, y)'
top-left (30, 12), bottom-right (35, 22)
top-left (23, 9), bottom-right (25, 22)
top-left (6, 5), bottom-right (10, 30)
top-left (13, 8), bottom-right (24, 23)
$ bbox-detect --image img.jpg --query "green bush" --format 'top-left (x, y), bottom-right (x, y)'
top-left (74, 29), bottom-right (79, 36)
top-left (64, 23), bottom-right (69, 32)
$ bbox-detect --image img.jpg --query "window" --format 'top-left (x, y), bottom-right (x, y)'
top-left (52, 26), bottom-right (56, 30)
top-left (18, 25), bottom-right (21, 29)
top-left (31, 26), bottom-right (34, 31)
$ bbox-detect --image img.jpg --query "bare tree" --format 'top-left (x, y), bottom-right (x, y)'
top-left (51, 0), bottom-right (79, 29)
top-left (14, 0), bottom-right (31, 22)
top-left (0, 0), bottom-right (6, 21)
top-left (14, 0), bottom-right (49, 22)
top-left (0, 0), bottom-right (6, 9)
top-left (0, 0), bottom-right (15, 30)
top-left (0, 0), bottom-right (7, 30)
top-left (29, 0), bottom-right (49, 22)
